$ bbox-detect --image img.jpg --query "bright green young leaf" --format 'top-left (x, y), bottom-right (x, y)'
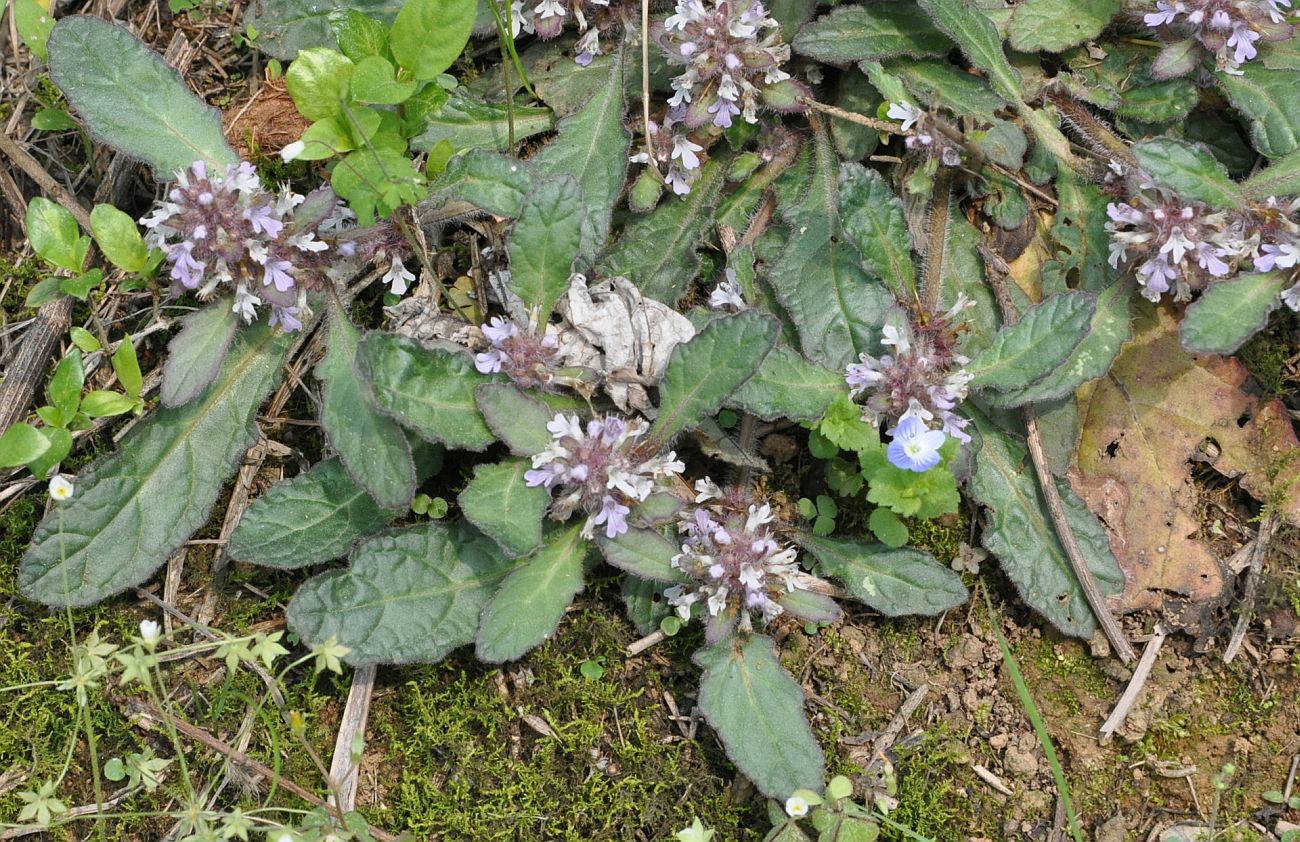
top-left (14, 0), bottom-right (54, 59)
top-left (24, 277), bottom-right (64, 309)
top-left (48, 350), bottom-right (85, 421)
top-left (1180, 272), bottom-right (1286, 354)
top-left (0, 422), bottom-right (50, 469)
top-left (349, 55), bottom-right (417, 103)
top-left (69, 327), bottom-right (101, 354)
top-left (389, 0), bottom-right (476, 80)
top-left (286, 47), bottom-right (354, 120)
top-left (1218, 64), bottom-right (1300, 159)
top-left (19, 322), bottom-right (290, 607)
top-left (161, 301), bottom-right (240, 407)
top-left (358, 333), bottom-right (497, 451)
top-left (410, 90), bottom-right (555, 152)
top-left (792, 3), bottom-right (950, 63)
top-left (694, 635), bottom-right (825, 799)
top-left (1008, 0), bottom-right (1118, 53)
top-left (1132, 137), bottom-right (1246, 208)
top-left (58, 269), bottom-right (103, 300)
top-left (597, 528), bottom-right (685, 582)
top-left (867, 507), bottom-right (909, 548)
top-left (26, 197), bottom-right (87, 274)
top-left (457, 459), bottom-right (548, 558)
top-left (967, 292), bottom-right (1096, 394)
top-left (476, 524), bottom-right (588, 662)
top-left (649, 312), bottom-right (779, 446)
top-left (48, 16), bottom-right (239, 175)
top-left (90, 204), bottom-right (147, 273)
top-left (228, 457), bottom-right (396, 568)
top-left (333, 8), bottom-right (391, 61)
top-left (27, 427), bottom-right (73, 481)
top-left (838, 163), bottom-right (916, 297)
top-left (726, 345), bottom-right (847, 422)
top-left (80, 390), bottom-right (136, 418)
top-left (508, 176), bottom-right (584, 320)
top-left (318, 310), bottom-right (416, 509)
top-left (797, 534), bottom-right (968, 615)
top-left (287, 520), bottom-right (511, 664)
top-left (330, 146), bottom-right (425, 225)
top-left (31, 107), bottom-right (79, 132)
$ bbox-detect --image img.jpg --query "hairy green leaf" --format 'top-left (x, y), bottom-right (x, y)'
top-left (287, 521), bottom-right (511, 664)
top-left (792, 3), bottom-right (950, 64)
top-left (410, 91), bottom-right (555, 152)
top-left (19, 323), bottom-right (289, 606)
top-left (160, 302), bottom-right (240, 407)
top-left (890, 58), bottom-right (1006, 119)
top-left (597, 528), bottom-right (685, 582)
top-left (968, 292), bottom-right (1096, 394)
top-left (798, 534), bottom-right (968, 616)
top-left (423, 149), bottom-right (533, 218)
top-left (476, 384), bottom-right (558, 456)
top-left (915, 0), bottom-right (1021, 103)
top-left (1180, 272), bottom-right (1286, 354)
top-left (458, 459), bottom-right (548, 558)
top-left (49, 17), bottom-right (238, 175)
top-left (1133, 137), bottom-right (1246, 207)
top-left (838, 163), bottom-right (916, 296)
top-left (1218, 64), bottom-right (1300, 159)
top-left (508, 176), bottom-right (583, 320)
top-left (476, 524), bottom-right (588, 662)
top-left (1241, 147), bottom-right (1300, 198)
top-left (1008, 0), bottom-right (1118, 53)
top-left (726, 345), bottom-right (847, 421)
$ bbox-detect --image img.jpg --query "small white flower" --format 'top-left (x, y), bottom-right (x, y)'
top-left (279, 140), bottom-right (306, 163)
top-left (383, 255), bottom-right (416, 296)
top-left (671, 135), bottom-right (704, 170)
top-left (536, 0), bottom-right (564, 18)
top-left (708, 276), bottom-right (746, 311)
top-left (694, 477), bottom-right (723, 502)
top-left (886, 101), bottom-right (923, 132)
top-left (785, 795), bottom-right (810, 818)
top-left (48, 475), bottom-right (74, 502)
top-left (139, 620), bottom-right (162, 649)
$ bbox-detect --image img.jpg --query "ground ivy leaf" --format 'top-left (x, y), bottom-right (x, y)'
top-left (792, 3), bottom-right (951, 64)
top-left (317, 309), bottom-right (416, 509)
top-left (838, 163), bottom-right (916, 297)
top-left (530, 45), bottom-right (629, 266)
top-left (1181, 272), bottom-right (1285, 354)
top-left (19, 322), bottom-right (289, 607)
top-left (797, 534), bottom-right (968, 615)
top-left (726, 344), bottom-right (848, 422)
top-left (649, 311), bottom-right (779, 446)
top-left (597, 528), bottom-right (686, 582)
top-left (49, 16), bottom-right (238, 176)
top-left (458, 459), bottom-right (548, 558)
top-left (1007, 0), bottom-right (1118, 54)
top-left (476, 524), bottom-right (588, 663)
top-left (694, 635), bottom-right (824, 799)
top-left (287, 520), bottom-right (511, 665)
top-left (768, 129), bottom-right (893, 370)
top-left (358, 333), bottom-right (497, 451)
top-left (967, 292), bottom-right (1096, 394)
top-left (228, 457), bottom-right (395, 569)
top-left (1217, 64), bottom-right (1300, 159)
top-left (508, 176), bottom-right (584, 320)
top-left (967, 407), bottom-right (1123, 639)
top-left (475, 384), bottom-right (558, 456)
top-left (1132, 137), bottom-right (1246, 208)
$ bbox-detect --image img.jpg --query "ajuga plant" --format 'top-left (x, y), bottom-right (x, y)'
top-left (11, 0), bottom-right (1300, 815)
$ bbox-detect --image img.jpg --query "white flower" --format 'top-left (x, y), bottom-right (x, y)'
top-left (279, 141), bottom-right (305, 163)
top-left (672, 136), bottom-right (704, 170)
top-left (536, 0), bottom-right (564, 18)
top-left (139, 620), bottom-right (162, 649)
top-left (383, 255), bottom-right (416, 296)
top-left (785, 795), bottom-right (810, 818)
top-left (708, 275), bottom-right (746, 311)
top-left (694, 477), bottom-right (723, 502)
top-left (886, 101), bottom-right (923, 132)
top-left (232, 287), bottom-right (261, 323)
top-left (48, 475), bottom-right (74, 502)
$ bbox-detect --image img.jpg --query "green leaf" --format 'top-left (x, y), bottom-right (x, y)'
top-left (726, 345), bottom-right (847, 422)
top-left (1008, 0), bottom-right (1118, 53)
top-left (27, 197), bottom-right (87, 273)
top-left (14, 0), bottom-right (55, 60)
top-left (1180, 272), bottom-right (1286, 354)
top-left (28, 427), bottom-right (74, 480)
top-left (244, 0), bottom-right (403, 60)
top-left (967, 408), bottom-right (1124, 638)
top-left (349, 55), bottom-right (417, 103)
top-left (358, 333), bottom-right (497, 451)
top-left (111, 338), bottom-right (143, 400)
top-left (410, 90), bottom-right (555, 152)
top-left (830, 67), bottom-right (883, 159)
top-left (90, 204), bottom-right (147, 273)
top-left (649, 312), bottom-right (779, 445)
top-left (1117, 79), bottom-right (1199, 123)
top-left (457, 459), bottom-right (548, 558)
top-left (598, 157), bottom-right (728, 304)
top-left (970, 119), bottom-right (1029, 170)
top-left (915, 0), bottom-right (1021, 103)
top-left (48, 16), bottom-right (239, 175)
top-left (476, 524), bottom-right (588, 662)
top-left (597, 528), bottom-right (685, 582)
top-left (530, 47), bottom-right (629, 266)
top-left (797, 534), bottom-right (968, 615)
top-left (1218, 64), bottom-right (1300, 158)
top-left (19, 322), bottom-right (290, 606)
top-left (58, 269), bottom-right (103, 300)
top-left (1241, 147), bottom-right (1300, 198)
top-left (24, 276), bottom-right (64, 309)
top-left (48, 350), bottom-right (85, 420)
top-left (475, 384), bottom-right (559, 456)
top-left (622, 576), bottom-right (671, 635)
top-left (228, 457), bottom-right (395, 568)
top-left (69, 327), bottom-right (101, 354)
top-left (31, 107), bottom-right (78, 132)
top-left (390, 0), bottom-right (475, 79)
top-left (285, 47), bottom-right (354, 120)
top-left (867, 507), bottom-right (908, 548)
top-left (768, 131), bottom-right (893, 370)
top-left (161, 301), bottom-right (241, 407)
top-left (318, 310), bottom-right (416, 509)
top-left (890, 58), bottom-right (1006, 119)
top-left (80, 390), bottom-right (136, 417)
top-left (287, 520), bottom-right (511, 664)
top-left (508, 176), bottom-right (583, 320)
top-left (838, 163), bottom-right (916, 297)
top-left (333, 8), bottom-right (391, 62)
top-left (981, 282), bottom-right (1131, 408)
top-left (331, 146), bottom-right (426, 224)
top-left (967, 292), bottom-right (1095, 393)
top-left (1151, 38), bottom-right (1200, 80)
top-left (792, 4), bottom-right (950, 64)
top-left (694, 635), bottom-right (825, 799)
top-left (1132, 137), bottom-right (1246, 208)
top-left (0, 422), bottom-right (50, 469)
top-left (424, 148), bottom-right (533, 217)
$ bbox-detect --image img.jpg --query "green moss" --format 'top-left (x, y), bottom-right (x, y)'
top-left (902, 513), bottom-right (967, 563)
top-left (886, 722), bottom-right (993, 840)
top-left (0, 255), bottom-right (47, 315)
top-left (1238, 313), bottom-right (1298, 397)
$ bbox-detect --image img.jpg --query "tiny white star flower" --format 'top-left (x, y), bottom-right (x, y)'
top-left (48, 475), bottom-right (74, 502)
top-left (139, 620), bottom-right (162, 649)
top-left (785, 795), bottom-right (810, 818)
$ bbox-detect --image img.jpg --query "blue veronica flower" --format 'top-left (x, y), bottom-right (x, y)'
top-left (886, 415), bottom-right (947, 473)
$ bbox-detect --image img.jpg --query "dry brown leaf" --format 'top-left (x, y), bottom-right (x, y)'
top-left (1072, 303), bottom-right (1300, 617)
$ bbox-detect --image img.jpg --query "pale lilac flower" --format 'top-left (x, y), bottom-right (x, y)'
top-left (263, 259), bottom-right (296, 293)
top-left (269, 305), bottom-right (302, 332)
top-left (708, 270), bottom-right (746, 311)
top-left (383, 254), bottom-right (415, 296)
top-left (886, 101), bottom-right (923, 132)
top-left (1145, 0), bottom-right (1184, 25)
top-left (672, 135), bottom-right (704, 170)
top-left (1254, 241), bottom-right (1300, 271)
top-left (473, 316), bottom-right (560, 387)
top-left (526, 413), bottom-right (684, 539)
top-left (887, 414), bottom-right (947, 473)
top-left (1105, 188), bottom-right (1238, 301)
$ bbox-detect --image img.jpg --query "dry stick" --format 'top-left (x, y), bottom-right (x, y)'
top-left (0, 129), bottom-right (93, 231)
top-left (1223, 511), bottom-right (1279, 664)
top-left (122, 698), bottom-right (400, 842)
top-left (327, 665), bottom-right (377, 814)
top-left (921, 168), bottom-right (954, 316)
top-left (979, 246), bottom-right (1137, 664)
top-left (1098, 622), bottom-right (1168, 745)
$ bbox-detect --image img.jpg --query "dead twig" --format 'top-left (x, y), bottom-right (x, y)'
top-left (1099, 622), bottom-right (1168, 745)
top-left (1223, 511), bottom-right (1278, 664)
top-left (327, 665), bottom-right (377, 814)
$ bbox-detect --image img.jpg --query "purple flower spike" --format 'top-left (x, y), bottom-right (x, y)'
top-left (887, 415), bottom-right (947, 473)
